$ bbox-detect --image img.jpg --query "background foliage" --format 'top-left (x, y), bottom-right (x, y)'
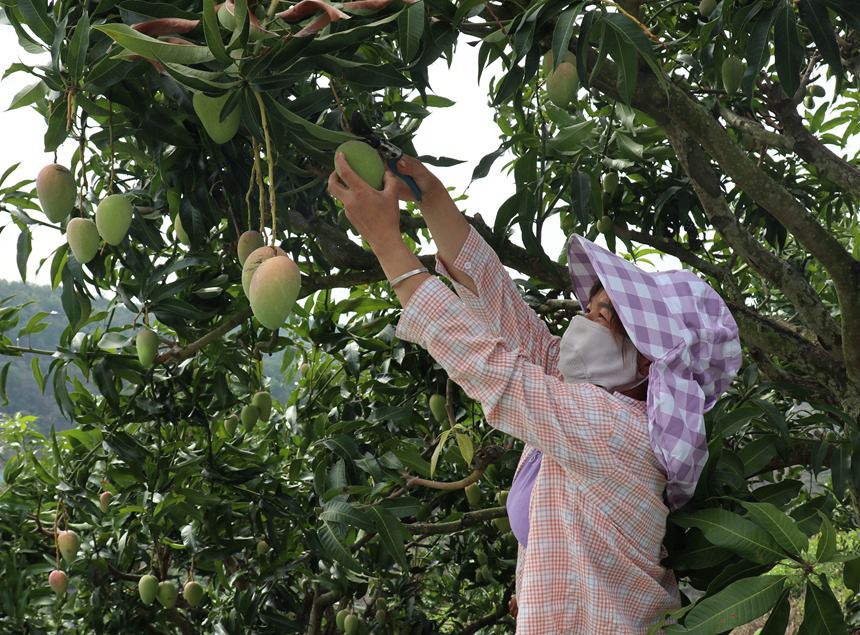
top-left (2, 0), bottom-right (860, 633)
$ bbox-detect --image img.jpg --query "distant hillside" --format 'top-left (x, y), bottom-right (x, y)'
top-left (0, 279), bottom-right (290, 434)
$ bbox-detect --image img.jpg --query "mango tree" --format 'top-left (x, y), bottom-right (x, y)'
top-left (1, 0), bottom-right (860, 632)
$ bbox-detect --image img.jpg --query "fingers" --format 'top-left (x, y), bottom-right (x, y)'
top-left (333, 152), bottom-right (359, 188)
top-left (327, 170), bottom-right (348, 201)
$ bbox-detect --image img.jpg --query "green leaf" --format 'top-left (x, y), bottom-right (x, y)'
top-left (551, 7), bottom-right (579, 72)
top-left (815, 511), bottom-right (837, 562)
top-left (453, 0), bottom-right (486, 26)
top-left (16, 227), bottom-right (31, 282)
top-left (601, 12), bottom-right (662, 86)
top-left (93, 23), bottom-right (215, 65)
top-left (455, 433), bottom-right (474, 466)
top-left (16, 0), bottom-right (56, 44)
top-left (736, 500), bottom-right (808, 556)
top-left (797, 578), bottom-right (849, 635)
top-left (798, 0), bottom-right (843, 92)
top-left (670, 575), bottom-right (786, 635)
top-left (843, 557), bottom-right (860, 592)
top-left (546, 120), bottom-right (598, 154)
top-left (319, 501), bottom-right (377, 532)
top-left (317, 520), bottom-right (365, 573)
top-left (44, 97), bottom-right (69, 152)
top-left (0, 362), bottom-right (10, 406)
top-left (266, 97), bottom-right (358, 146)
top-left (397, 0), bottom-right (424, 63)
top-left (773, 0), bottom-right (803, 97)
top-left (759, 589), bottom-right (791, 635)
top-left (571, 169), bottom-right (593, 227)
top-left (67, 11), bottom-right (90, 84)
top-left (743, 4), bottom-right (780, 98)
top-left (673, 508), bottom-right (784, 563)
top-left (7, 80), bottom-right (46, 110)
top-left (366, 506), bottom-right (408, 570)
top-left (430, 428), bottom-right (451, 478)
top-left (30, 357), bottom-right (44, 393)
top-left (603, 27), bottom-right (638, 105)
top-left (738, 435), bottom-right (779, 476)
top-left (202, 0), bottom-right (232, 64)
top-left (320, 435), bottom-right (362, 462)
top-left (471, 147), bottom-right (506, 181)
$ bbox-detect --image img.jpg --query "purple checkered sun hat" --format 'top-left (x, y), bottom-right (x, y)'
top-left (567, 234), bottom-right (743, 510)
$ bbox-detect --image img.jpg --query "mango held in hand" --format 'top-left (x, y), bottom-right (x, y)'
top-left (57, 530), bottom-right (80, 563)
top-left (138, 574), bottom-right (158, 605)
top-left (546, 61), bottom-right (578, 108)
top-left (95, 194), bottom-right (133, 245)
top-left (429, 394), bottom-right (447, 424)
top-left (237, 230), bottom-right (265, 265)
top-left (193, 92), bottom-right (241, 144)
top-left (183, 580), bottom-right (205, 607)
top-left (48, 569), bottom-right (68, 595)
top-left (248, 255), bottom-right (301, 330)
top-left (252, 391), bottom-right (272, 421)
top-left (157, 580), bottom-right (178, 609)
top-left (335, 140), bottom-right (385, 190)
top-left (66, 217), bottom-right (100, 263)
top-left (241, 245), bottom-right (286, 297)
top-left (464, 483), bottom-right (481, 509)
top-left (137, 328), bottom-right (159, 368)
top-left (721, 56), bottom-right (746, 95)
top-left (36, 164), bottom-right (76, 222)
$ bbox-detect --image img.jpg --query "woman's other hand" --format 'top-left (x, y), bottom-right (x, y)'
top-left (388, 154), bottom-right (445, 204)
top-left (509, 594), bottom-right (518, 619)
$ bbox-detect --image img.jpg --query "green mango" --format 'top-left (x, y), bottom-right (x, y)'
top-left (193, 92), bottom-right (241, 144)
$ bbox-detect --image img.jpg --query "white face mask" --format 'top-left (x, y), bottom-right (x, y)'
top-left (558, 315), bottom-right (648, 392)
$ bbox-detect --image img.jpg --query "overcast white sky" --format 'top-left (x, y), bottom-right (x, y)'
top-left (0, 22), bottom-right (672, 289)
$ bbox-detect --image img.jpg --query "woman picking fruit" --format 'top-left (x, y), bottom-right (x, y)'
top-left (328, 151), bottom-right (742, 633)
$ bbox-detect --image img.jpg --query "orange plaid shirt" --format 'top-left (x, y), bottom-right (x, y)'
top-left (395, 227), bottom-right (681, 633)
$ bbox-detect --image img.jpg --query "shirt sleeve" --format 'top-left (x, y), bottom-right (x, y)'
top-left (396, 277), bottom-right (616, 481)
top-left (435, 225), bottom-right (562, 375)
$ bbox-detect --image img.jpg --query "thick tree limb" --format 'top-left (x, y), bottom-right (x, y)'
top-left (663, 124), bottom-right (844, 360)
top-left (579, 49), bottom-right (860, 384)
top-left (726, 300), bottom-right (847, 397)
top-left (717, 104), bottom-right (795, 152)
top-left (765, 83), bottom-right (860, 201)
top-left (613, 223), bottom-right (726, 280)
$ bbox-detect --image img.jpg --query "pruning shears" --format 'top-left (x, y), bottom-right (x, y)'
top-left (349, 112), bottom-right (422, 202)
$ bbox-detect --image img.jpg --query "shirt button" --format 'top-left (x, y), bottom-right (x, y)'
top-left (464, 261), bottom-right (472, 269)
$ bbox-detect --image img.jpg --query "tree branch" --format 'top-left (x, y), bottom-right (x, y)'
top-left (156, 307), bottom-right (253, 365)
top-left (726, 300), bottom-right (847, 398)
top-left (764, 83), bottom-right (860, 201)
top-left (663, 123), bottom-right (844, 360)
top-left (578, 46), bottom-right (860, 384)
top-left (404, 506), bottom-right (508, 535)
top-left (612, 223), bottom-right (726, 280)
top-left (460, 587), bottom-right (514, 635)
top-left (717, 104), bottom-right (795, 152)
